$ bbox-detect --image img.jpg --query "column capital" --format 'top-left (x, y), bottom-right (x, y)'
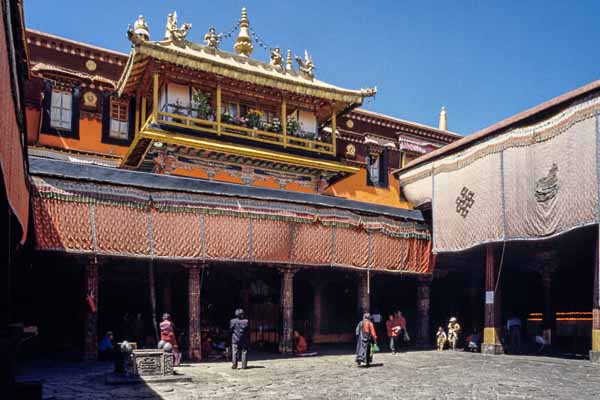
top-left (181, 261), bottom-right (206, 270)
top-left (277, 265), bottom-right (299, 275)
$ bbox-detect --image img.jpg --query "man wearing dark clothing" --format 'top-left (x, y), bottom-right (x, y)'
top-left (230, 308), bottom-right (249, 369)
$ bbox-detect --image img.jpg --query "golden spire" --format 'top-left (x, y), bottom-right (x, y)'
top-left (286, 49), bottom-right (293, 71)
top-left (439, 106), bottom-right (447, 131)
top-left (234, 7), bottom-right (253, 57)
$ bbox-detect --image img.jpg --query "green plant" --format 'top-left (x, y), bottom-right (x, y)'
top-left (266, 117), bottom-right (283, 133)
top-left (245, 109), bottom-right (263, 129)
top-left (192, 90), bottom-right (211, 119)
top-left (286, 118), bottom-right (301, 135)
top-left (221, 112), bottom-right (232, 123)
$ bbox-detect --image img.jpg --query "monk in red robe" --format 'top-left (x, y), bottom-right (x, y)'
top-left (160, 313), bottom-right (181, 365)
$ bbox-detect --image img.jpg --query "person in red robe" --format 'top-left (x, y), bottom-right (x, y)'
top-left (294, 330), bottom-right (308, 354)
top-left (355, 313), bottom-right (377, 367)
top-left (160, 313), bottom-right (181, 365)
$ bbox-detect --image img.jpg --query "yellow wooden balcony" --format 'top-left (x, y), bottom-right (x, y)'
top-left (135, 73), bottom-right (338, 158)
top-left (148, 108), bottom-right (335, 156)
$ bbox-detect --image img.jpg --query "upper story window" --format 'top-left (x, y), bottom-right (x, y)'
top-left (366, 149), bottom-right (389, 188)
top-left (109, 101), bottom-right (129, 140)
top-left (50, 90), bottom-right (72, 130)
top-left (367, 153), bottom-right (380, 185)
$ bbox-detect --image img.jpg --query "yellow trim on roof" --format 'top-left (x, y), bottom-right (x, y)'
top-left (118, 41), bottom-right (376, 103)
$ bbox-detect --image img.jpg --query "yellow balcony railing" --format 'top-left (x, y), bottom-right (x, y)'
top-left (146, 109), bottom-right (335, 156)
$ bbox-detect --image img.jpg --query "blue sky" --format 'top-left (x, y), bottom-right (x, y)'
top-left (25, 1), bottom-right (600, 136)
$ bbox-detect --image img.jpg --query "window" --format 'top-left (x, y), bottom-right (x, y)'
top-left (367, 153), bottom-right (380, 185)
top-left (50, 90), bottom-right (72, 130)
top-left (366, 150), bottom-right (389, 188)
top-left (109, 101), bottom-right (128, 140)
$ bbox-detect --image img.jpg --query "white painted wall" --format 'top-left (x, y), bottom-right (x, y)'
top-left (298, 109), bottom-right (317, 133)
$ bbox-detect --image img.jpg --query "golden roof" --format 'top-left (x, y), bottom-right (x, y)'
top-left (118, 8), bottom-right (376, 104)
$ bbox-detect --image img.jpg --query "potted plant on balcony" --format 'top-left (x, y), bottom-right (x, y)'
top-left (246, 109), bottom-right (264, 130)
top-left (221, 112), bottom-right (232, 124)
top-left (265, 117), bottom-right (283, 133)
top-left (286, 118), bottom-right (302, 137)
top-left (192, 90), bottom-right (212, 121)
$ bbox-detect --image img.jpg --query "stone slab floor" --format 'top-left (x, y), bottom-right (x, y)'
top-left (17, 350), bottom-right (600, 399)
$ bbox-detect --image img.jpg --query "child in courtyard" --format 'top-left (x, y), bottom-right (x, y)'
top-left (436, 326), bottom-right (447, 351)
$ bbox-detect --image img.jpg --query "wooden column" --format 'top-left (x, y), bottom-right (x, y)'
top-left (482, 244), bottom-right (503, 355)
top-left (312, 282), bottom-right (324, 340)
top-left (188, 265), bottom-right (202, 362)
top-left (279, 267), bottom-right (296, 354)
top-left (84, 257), bottom-right (99, 360)
top-left (357, 272), bottom-right (370, 316)
top-left (152, 73), bottom-right (159, 122)
top-left (591, 229), bottom-right (600, 362)
top-left (281, 98), bottom-right (287, 147)
top-left (216, 84), bottom-right (222, 135)
top-left (162, 273), bottom-right (173, 314)
top-left (416, 276), bottom-right (432, 347)
top-left (141, 96), bottom-right (147, 128)
top-left (330, 103), bottom-right (337, 155)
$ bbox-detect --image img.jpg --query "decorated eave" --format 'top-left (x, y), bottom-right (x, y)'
top-left (116, 9), bottom-right (376, 105)
top-left (29, 157), bottom-right (433, 275)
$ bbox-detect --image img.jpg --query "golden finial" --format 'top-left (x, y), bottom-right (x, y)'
top-left (439, 106), bottom-right (448, 131)
top-left (234, 7), bottom-right (253, 57)
top-left (286, 49), bottom-right (293, 71)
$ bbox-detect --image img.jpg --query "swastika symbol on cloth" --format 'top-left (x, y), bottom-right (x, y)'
top-left (455, 186), bottom-right (475, 218)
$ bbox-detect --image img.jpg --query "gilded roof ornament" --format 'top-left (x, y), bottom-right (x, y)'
top-left (270, 47), bottom-right (283, 68)
top-left (127, 15), bottom-right (150, 43)
top-left (286, 49), bottom-right (293, 72)
top-left (234, 7), bottom-right (253, 57)
top-left (439, 106), bottom-right (447, 131)
top-left (204, 27), bottom-right (221, 49)
top-left (295, 49), bottom-right (315, 80)
top-left (164, 11), bottom-right (192, 43)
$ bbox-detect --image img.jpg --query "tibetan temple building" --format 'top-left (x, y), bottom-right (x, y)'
top-left (10, 8), bottom-right (459, 362)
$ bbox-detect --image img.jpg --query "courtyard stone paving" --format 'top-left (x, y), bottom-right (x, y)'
top-left (17, 349), bottom-right (600, 399)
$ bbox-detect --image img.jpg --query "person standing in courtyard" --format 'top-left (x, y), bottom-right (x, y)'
top-left (230, 308), bottom-right (249, 369)
top-left (386, 314), bottom-right (400, 354)
top-left (160, 313), bottom-right (181, 365)
top-left (436, 327), bottom-right (447, 351)
top-left (355, 313), bottom-right (377, 367)
top-left (395, 310), bottom-right (408, 351)
top-left (447, 317), bottom-right (461, 351)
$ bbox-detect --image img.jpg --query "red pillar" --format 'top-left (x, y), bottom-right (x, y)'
top-left (357, 273), bottom-right (370, 316)
top-left (416, 276), bottom-right (432, 346)
top-left (279, 267), bottom-right (296, 354)
top-left (482, 244), bottom-right (503, 355)
top-left (84, 257), bottom-right (99, 360)
top-left (188, 265), bottom-right (202, 362)
top-left (312, 282), bottom-right (323, 341)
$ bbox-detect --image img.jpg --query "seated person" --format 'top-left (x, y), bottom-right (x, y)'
top-left (294, 330), bottom-right (308, 354)
top-left (98, 331), bottom-right (114, 361)
top-left (466, 329), bottom-right (482, 352)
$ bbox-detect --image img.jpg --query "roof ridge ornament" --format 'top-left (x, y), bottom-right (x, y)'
top-left (439, 106), bottom-right (448, 131)
top-left (127, 15), bottom-right (150, 43)
top-left (234, 7), bottom-right (253, 57)
top-left (295, 49), bottom-right (315, 80)
top-left (270, 47), bottom-right (283, 69)
top-left (164, 11), bottom-right (192, 44)
top-left (204, 27), bottom-right (221, 49)
top-left (286, 49), bottom-right (293, 72)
